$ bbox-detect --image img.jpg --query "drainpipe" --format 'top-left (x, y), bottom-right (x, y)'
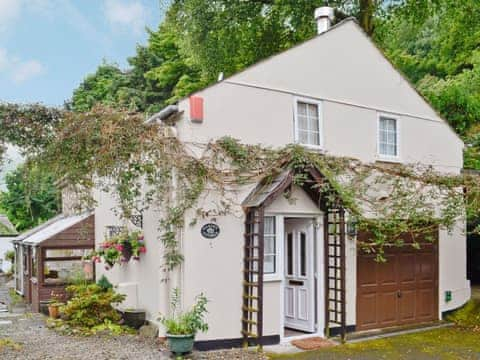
top-left (168, 167), bottom-right (184, 313)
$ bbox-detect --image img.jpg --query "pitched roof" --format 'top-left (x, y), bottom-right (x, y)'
top-left (22, 212), bottom-right (92, 246)
top-left (176, 17), bottom-right (462, 145)
top-left (10, 211), bottom-right (92, 245)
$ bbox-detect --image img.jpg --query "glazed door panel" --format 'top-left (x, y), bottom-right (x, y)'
top-left (284, 220), bottom-right (315, 332)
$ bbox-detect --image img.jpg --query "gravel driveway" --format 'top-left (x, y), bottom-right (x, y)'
top-left (0, 275), bottom-right (265, 360)
top-left (0, 312), bottom-right (267, 360)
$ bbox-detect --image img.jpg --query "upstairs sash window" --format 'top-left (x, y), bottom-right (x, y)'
top-left (378, 116), bottom-right (399, 158)
top-left (295, 100), bottom-right (322, 148)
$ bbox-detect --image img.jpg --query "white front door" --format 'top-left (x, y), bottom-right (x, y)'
top-left (284, 219), bottom-right (315, 332)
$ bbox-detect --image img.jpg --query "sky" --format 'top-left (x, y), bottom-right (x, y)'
top-left (0, 0), bottom-right (166, 107)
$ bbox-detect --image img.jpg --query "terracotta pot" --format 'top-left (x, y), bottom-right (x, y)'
top-left (48, 304), bottom-right (60, 319)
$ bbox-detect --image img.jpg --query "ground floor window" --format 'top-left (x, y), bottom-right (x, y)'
top-left (43, 248), bottom-right (93, 285)
top-left (264, 216), bottom-right (276, 274)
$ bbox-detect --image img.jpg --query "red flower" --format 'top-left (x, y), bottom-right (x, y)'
top-left (139, 246), bottom-right (146, 253)
top-left (115, 245), bottom-right (124, 252)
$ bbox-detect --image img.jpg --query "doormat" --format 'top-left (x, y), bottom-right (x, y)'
top-left (291, 337), bottom-right (336, 351)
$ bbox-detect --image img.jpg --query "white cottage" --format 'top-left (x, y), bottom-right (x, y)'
top-left (93, 8), bottom-right (469, 349)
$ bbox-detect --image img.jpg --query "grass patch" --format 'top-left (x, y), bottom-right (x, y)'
top-left (447, 299), bottom-right (480, 331)
top-left (268, 327), bottom-right (480, 360)
top-left (0, 338), bottom-right (22, 351)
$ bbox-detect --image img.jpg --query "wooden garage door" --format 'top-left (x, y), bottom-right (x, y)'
top-left (356, 233), bottom-right (438, 331)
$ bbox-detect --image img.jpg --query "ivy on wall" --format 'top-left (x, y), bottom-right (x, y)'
top-left (0, 104), bottom-right (478, 272)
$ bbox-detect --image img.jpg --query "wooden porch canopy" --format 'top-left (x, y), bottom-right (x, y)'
top-left (241, 166), bottom-right (348, 346)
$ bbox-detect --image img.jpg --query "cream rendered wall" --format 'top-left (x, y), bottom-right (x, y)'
top-left (171, 19), bottom-right (467, 339)
top-left (92, 187), bottom-right (169, 328)
top-left (182, 186), bottom-right (328, 341)
top-left (439, 222), bottom-right (471, 313)
top-left (91, 18), bottom-right (468, 341)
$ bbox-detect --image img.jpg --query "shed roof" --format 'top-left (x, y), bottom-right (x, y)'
top-left (22, 212), bottom-right (92, 246)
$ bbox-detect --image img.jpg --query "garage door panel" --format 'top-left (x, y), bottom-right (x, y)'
top-left (398, 254), bottom-right (415, 286)
top-left (357, 293), bottom-right (377, 328)
top-left (417, 254), bottom-right (435, 282)
top-left (378, 292), bottom-right (397, 326)
top-left (378, 256), bottom-right (397, 286)
top-left (417, 288), bottom-right (436, 320)
top-left (358, 255), bottom-right (377, 287)
top-left (399, 290), bottom-right (416, 322)
top-left (357, 231), bottom-right (438, 331)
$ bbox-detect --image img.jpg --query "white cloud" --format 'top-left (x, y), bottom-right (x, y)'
top-left (0, 48), bottom-right (45, 83)
top-left (104, 0), bottom-right (147, 34)
top-left (12, 59), bottom-right (44, 83)
top-left (0, 0), bottom-right (21, 32)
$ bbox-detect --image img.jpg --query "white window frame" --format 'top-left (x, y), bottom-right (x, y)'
top-left (294, 97), bottom-right (323, 150)
top-left (377, 113), bottom-right (401, 162)
top-left (264, 214), bottom-right (284, 282)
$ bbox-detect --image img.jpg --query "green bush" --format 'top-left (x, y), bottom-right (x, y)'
top-left (60, 283), bottom-right (125, 329)
top-left (447, 299), bottom-right (480, 331)
top-left (159, 288), bottom-right (208, 336)
top-left (97, 275), bottom-right (113, 291)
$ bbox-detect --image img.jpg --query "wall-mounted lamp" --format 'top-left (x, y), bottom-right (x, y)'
top-left (347, 217), bottom-right (358, 239)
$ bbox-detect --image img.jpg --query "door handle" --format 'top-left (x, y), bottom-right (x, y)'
top-left (397, 291), bottom-right (402, 298)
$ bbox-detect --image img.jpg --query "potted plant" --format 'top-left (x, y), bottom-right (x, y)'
top-left (91, 231), bottom-right (146, 269)
top-left (48, 291), bottom-right (64, 319)
top-left (159, 289), bottom-right (208, 355)
top-left (122, 308), bottom-right (146, 329)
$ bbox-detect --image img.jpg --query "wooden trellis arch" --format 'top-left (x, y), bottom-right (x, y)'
top-left (241, 167), bottom-right (347, 347)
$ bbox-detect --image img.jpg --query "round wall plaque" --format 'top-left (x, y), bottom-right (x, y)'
top-left (201, 223), bottom-right (220, 239)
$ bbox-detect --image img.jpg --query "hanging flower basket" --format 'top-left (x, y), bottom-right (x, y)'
top-left (90, 231), bottom-right (146, 269)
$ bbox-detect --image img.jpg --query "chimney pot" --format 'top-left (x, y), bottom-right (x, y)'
top-left (314, 7), bottom-right (335, 34)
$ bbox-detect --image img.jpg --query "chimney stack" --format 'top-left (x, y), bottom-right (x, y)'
top-left (314, 7), bottom-right (335, 34)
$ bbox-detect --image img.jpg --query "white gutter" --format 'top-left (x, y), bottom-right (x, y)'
top-left (145, 105), bottom-right (179, 125)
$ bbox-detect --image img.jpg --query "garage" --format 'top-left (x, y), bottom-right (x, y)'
top-left (356, 232), bottom-right (438, 331)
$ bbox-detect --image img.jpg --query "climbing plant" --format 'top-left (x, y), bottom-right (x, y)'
top-left (0, 104), bottom-right (479, 270)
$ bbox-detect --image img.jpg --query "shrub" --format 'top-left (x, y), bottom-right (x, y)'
top-left (447, 299), bottom-right (480, 331)
top-left (59, 283), bottom-right (125, 329)
top-left (159, 288), bottom-right (208, 336)
top-left (97, 275), bottom-right (113, 291)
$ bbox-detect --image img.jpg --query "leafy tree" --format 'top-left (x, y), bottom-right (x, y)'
top-left (70, 63), bottom-right (133, 112)
top-left (0, 164), bottom-right (60, 231)
top-left (373, 0), bottom-right (480, 169)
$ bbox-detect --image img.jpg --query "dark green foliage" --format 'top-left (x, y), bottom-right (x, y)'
top-left (60, 283), bottom-right (125, 329)
top-left (97, 275), bottom-right (113, 291)
top-left (375, 0), bottom-right (480, 168)
top-left (68, 1), bottom-right (397, 114)
top-left (0, 164), bottom-right (60, 231)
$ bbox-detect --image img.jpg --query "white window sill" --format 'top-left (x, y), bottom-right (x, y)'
top-left (376, 156), bottom-right (402, 164)
top-left (297, 144), bottom-right (324, 152)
